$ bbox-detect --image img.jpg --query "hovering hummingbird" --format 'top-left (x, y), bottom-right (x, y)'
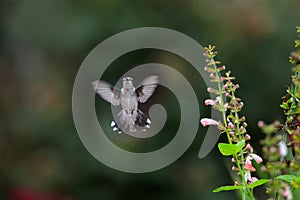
top-left (92, 75), bottom-right (159, 133)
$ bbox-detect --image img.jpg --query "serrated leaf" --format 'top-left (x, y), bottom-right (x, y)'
top-left (275, 175), bottom-right (297, 183)
top-left (249, 179), bottom-right (269, 189)
top-left (213, 185), bottom-right (243, 193)
top-left (218, 140), bottom-right (245, 156)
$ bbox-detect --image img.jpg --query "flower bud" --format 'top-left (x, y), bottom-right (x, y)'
top-left (245, 134), bottom-right (251, 140)
top-left (200, 118), bottom-right (219, 127)
top-left (257, 120), bottom-right (265, 127)
top-left (204, 99), bottom-right (215, 106)
top-left (232, 166), bottom-right (238, 171)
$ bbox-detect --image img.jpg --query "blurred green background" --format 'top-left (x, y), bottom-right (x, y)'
top-left (1, 0), bottom-right (300, 199)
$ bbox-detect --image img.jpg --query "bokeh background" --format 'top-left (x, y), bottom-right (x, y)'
top-left (1, 0), bottom-right (300, 199)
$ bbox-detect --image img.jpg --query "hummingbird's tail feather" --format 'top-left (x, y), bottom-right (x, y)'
top-left (111, 109), bottom-right (151, 133)
top-left (110, 110), bottom-right (126, 134)
top-left (135, 109), bottom-right (151, 128)
top-left (110, 120), bottom-right (122, 134)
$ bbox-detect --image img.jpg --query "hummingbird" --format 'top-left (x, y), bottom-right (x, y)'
top-left (92, 75), bottom-right (159, 133)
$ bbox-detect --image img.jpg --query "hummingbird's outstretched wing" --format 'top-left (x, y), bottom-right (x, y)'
top-left (92, 80), bottom-right (120, 106)
top-left (135, 75), bottom-right (159, 103)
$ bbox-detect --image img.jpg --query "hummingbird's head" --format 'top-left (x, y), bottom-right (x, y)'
top-left (122, 77), bottom-right (133, 89)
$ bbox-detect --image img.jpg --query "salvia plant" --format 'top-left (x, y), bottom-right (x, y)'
top-left (258, 26), bottom-right (300, 200)
top-left (200, 26), bottom-right (300, 199)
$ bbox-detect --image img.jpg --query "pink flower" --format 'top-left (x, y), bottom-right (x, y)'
top-left (250, 177), bottom-right (258, 183)
top-left (250, 153), bottom-right (263, 164)
top-left (229, 131), bottom-right (235, 135)
top-left (245, 144), bottom-right (253, 153)
top-left (200, 118), bottom-right (219, 127)
top-left (260, 166), bottom-right (267, 171)
top-left (245, 171), bottom-right (252, 181)
top-left (219, 65), bottom-right (226, 70)
top-left (204, 99), bottom-right (215, 106)
top-left (232, 166), bottom-right (238, 171)
top-left (204, 66), bottom-right (214, 73)
top-left (244, 134), bottom-right (251, 140)
top-left (204, 96), bottom-right (222, 106)
top-left (244, 153), bottom-right (263, 172)
top-left (244, 172), bottom-right (258, 184)
top-left (245, 156), bottom-right (256, 172)
top-left (227, 122), bottom-right (234, 129)
top-left (282, 186), bottom-right (292, 200)
top-left (270, 147), bottom-right (276, 153)
top-left (207, 87), bottom-right (217, 94)
top-left (257, 120), bottom-right (265, 127)
top-left (239, 126), bottom-right (245, 132)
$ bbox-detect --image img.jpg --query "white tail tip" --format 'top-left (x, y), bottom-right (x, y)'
top-left (111, 121), bottom-right (115, 127)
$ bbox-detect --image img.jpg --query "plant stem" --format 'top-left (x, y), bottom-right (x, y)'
top-left (210, 58), bottom-right (254, 200)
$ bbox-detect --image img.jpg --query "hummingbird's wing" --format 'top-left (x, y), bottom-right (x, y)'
top-left (92, 80), bottom-right (120, 106)
top-left (135, 75), bottom-right (159, 103)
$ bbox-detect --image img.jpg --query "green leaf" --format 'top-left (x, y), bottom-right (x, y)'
top-left (280, 103), bottom-right (288, 109)
top-left (213, 185), bottom-right (243, 193)
top-left (296, 40), bottom-right (300, 48)
top-left (249, 179), bottom-right (269, 189)
top-left (218, 140), bottom-right (245, 156)
top-left (292, 187), bottom-right (300, 199)
top-left (213, 179), bottom-right (269, 193)
top-left (275, 175), bottom-right (297, 183)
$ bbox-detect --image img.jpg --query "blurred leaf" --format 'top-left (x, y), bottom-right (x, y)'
top-left (275, 174), bottom-right (297, 183)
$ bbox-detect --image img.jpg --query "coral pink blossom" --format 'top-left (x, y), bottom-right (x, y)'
top-left (200, 118), bottom-right (219, 127)
top-left (244, 153), bottom-right (263, 172)
top-left (244, 156), bottom-right (256, 171)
